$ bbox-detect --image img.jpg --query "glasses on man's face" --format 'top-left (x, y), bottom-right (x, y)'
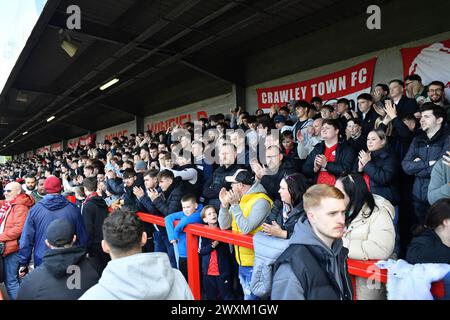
top-left (4, 189), bottom-right (12, 193)
top-left (428, 89), bottom-right (443, 93)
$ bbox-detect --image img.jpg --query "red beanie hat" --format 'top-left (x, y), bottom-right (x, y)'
top-left (44, 175), bottom-right (62, 194)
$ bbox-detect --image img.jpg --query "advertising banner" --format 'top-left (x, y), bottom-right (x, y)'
top-left (256, 58), bottom-right (378, 108)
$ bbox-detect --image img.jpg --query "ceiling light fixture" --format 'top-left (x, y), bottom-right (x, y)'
top-left (16, 91), bottom-right (28, 102)
top-left (22, 131), bottom-right (28, 135)
top-left (59, 29), bottom-right (80, 58)
top-left (10, 140), bottom-right (14, 143)
top-left (99, 78), bottom-right (119, 91)
top-left (47, 116), bottom-right (55, 122)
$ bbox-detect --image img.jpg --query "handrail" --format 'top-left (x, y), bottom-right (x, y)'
top-left (137, 212), bottom-right (444, 300)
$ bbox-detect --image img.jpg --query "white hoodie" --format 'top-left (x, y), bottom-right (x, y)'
top-left (79, 252), bottom-right (193, 300)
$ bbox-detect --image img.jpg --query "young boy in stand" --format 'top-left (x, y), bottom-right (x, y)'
top-left (165, 194), bottom-right (203, 279)
top-left (199, 205), bottom-right (234, 300)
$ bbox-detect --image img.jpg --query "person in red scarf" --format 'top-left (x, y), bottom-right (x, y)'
top-left (81, 177), bottom-right (110, 272)
top-left (0, 182), bottom-right (34, 299)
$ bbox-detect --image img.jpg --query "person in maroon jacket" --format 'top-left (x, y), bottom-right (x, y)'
top-left (0, 182), bottom-right (34, 299)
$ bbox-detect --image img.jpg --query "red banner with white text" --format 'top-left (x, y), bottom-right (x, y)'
top-left (67, 134), bottom-right (95, 149)
top-left (50, 142), bottom-right (63, 152)
top-left (401, 39), bottom-right (450, 103)
top-left (256, 58), bottom-right (377, 108)
top-left (36, 145), bottom-right (50, 156)
top-left (79, 134), bottom-right (95, 146)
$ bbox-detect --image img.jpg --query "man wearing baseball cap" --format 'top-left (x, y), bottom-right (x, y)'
top-left (218, 169), bottom-right (273, 300)
top-left (18, 175), bottom-right (88, 276)
top-left (274, 115), bottom-right (287, 130)
top-left (17, 219), bottom-right (100, 300)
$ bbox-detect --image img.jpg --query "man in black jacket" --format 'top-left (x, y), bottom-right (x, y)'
top-left (120, 168), bottom-right (145, 212)
top-left (345, 118), bottom-right (366, 153)
top-left (402, 104), bottom-right (449, 224)
top-left (133, 169), bottom-right (176, 267)
top-left (389, 79), bottom-right (419, 116)
top-left (356, 93), bottom-right (379, 137)
top-left (16, 219), bottom-right (100, 300)
top-left (149, 170), bottom-right (184, 217)
top-left (271, 184), bottom-right (353, 300)
top-left (203, 143), bottom-right (244, 211)
top-left (253, 145), bottom-right (296, 201)
top-left (82, 177), bottom-right (110, 271)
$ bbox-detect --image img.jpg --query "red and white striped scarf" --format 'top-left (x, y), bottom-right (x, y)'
top-left (0, 201), bottom-right (12, 232)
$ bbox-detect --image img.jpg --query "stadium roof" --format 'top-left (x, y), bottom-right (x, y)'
top-left (1, 0), bottom-right (393, 154)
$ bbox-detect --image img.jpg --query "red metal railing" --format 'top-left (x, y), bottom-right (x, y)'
top-left (137, 212), bottom-right (446, 300)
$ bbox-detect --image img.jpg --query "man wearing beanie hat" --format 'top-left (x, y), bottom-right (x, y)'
top-left (44, 175), bottom-right (62, 194)
top-left (16, 219), bottom-right (100, 300)
top-left (18, 175), bottom-right (88, 275)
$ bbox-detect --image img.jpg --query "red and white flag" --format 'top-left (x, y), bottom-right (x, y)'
top-left (401, 39), bottom-right (450, 102)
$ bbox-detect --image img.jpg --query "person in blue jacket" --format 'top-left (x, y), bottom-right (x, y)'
top-left (18, 175), bottom-right (88, 277)
top-left (165, 194), bottom-right (203, 280)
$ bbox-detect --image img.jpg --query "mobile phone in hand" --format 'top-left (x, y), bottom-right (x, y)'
top-left (19, 266), bottom-right (29, 277)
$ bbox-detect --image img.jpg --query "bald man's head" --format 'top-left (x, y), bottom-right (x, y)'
top-left (4, 182), bottom-right (22, 201)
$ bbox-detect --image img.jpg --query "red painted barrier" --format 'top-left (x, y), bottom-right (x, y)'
top-left (137, 212), bottom-right (445, 300)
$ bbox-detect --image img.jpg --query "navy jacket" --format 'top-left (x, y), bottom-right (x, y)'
top-left (17, 247), bottom-right (100, 300)
top-left (18, 194), bottom-right (88, 267)
top-left (395, 96), bottom-right (418, 117)
top-left (406, 229), bottom-right (450, 264)
top-left (357, 108), bottom-right (379, 137)
top-left (122, 179), bottom-right (145, 212)
top-left (199, 236), bottom-right (233, 276)
top-left (260, 158), bottom-right (297, 201)
top-left (203, 164), bottom-right (244, 201)
top-left (81, 196), bottom-right (109, 256)
top-left (379, 117), bottom-right (420, 160)
top-left (152, 177), bottom-right (184, 216)
top-left (402, 127), bottom-right (450, 202)
top-left (347, 134), bottom-right (367, 154)
top-left (281, 147), bottom-right (303, 173)
top-left (105, 177), bottom-right (124, 196)
top-left (136, 188), bottom-right (162, 214)
top-left (363, 148), bottom-right (400, 205)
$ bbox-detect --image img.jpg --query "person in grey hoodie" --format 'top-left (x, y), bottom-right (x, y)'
top-left (428, 154), bottom-right (450, 205)
top-left (271, 184), bottom-right (353, 300)
top-left (79, 209), bottom-right (193, 300)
